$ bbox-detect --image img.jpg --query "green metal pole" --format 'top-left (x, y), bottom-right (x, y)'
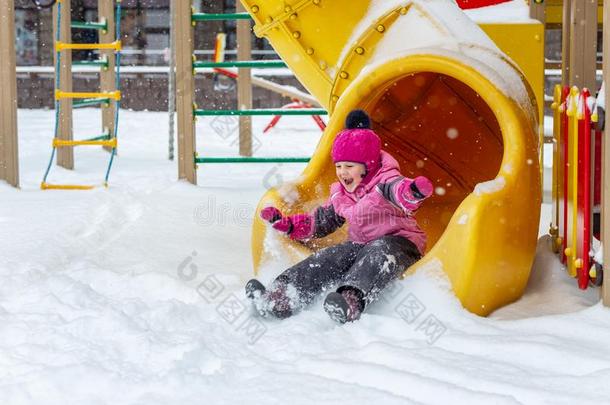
top-left (194, 108), bottom-right (327, 116)
top-left (83, 132), bottom-right (111, 142)
top-left (191, 13), bottom-right (251, 21)
top-left (195, 157), bottom-right (311, 164)
top-left (193, 60), bottom-right (286, 69)
top-left (73, 98), bottom-right (110, 108)
top-left (71, 20), bottom-right (108, 31)
top-left (73, 59), bottom-right (109, 68)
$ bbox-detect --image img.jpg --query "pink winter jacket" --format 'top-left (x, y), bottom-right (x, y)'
top-left (291, 151), bottom-right (429, 254)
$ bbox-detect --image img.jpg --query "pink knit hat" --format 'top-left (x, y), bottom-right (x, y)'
top-left (331, 110), bottom-right (381, 182)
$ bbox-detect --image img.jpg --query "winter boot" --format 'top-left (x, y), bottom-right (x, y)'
top-left (264, 283), bottom-right (294, 319)
top-left (324, 289), bottom-right (364, 324)
top-left (245, 279), bottom-right (266, 300)
top-left (246, 279), bottom-right (294, 319)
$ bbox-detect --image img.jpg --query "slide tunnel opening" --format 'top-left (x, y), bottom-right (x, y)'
top-left (363, 72), bottom-right (504, 251)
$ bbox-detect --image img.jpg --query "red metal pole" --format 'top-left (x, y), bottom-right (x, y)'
top-left (263, 115), bottom-right (283, 133)
top-left (312, 114), bottom-right (326, 131)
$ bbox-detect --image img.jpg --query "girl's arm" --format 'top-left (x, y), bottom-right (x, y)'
top-left (376, 176), bottom-right (433, 214)
top-left (311, 204), bottom-right (345, 238)
top-left (260, 202), bottom-right (345, 241)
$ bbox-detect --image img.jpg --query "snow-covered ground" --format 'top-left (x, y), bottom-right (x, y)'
top-left (1, 108), bottom-right (609, 405)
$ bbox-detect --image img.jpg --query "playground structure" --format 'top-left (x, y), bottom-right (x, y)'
top-left (537, 0), bottom-right (610, 303)
top-left (0, 0), bottom-right (19, 188)
top-left (551, 86), bottom-right (600, 288)
top-left (242, 0), bottom-right (610, 313)
top-left (530, 0), bottom-right (604, 27)
top-left (173, 2), bottom-right (328, 185)
top-left (210, 34), bottom-right (327, 134)
top-left (242, 0), bottom-right (545, 316)
top-left (40, 0), bottom-right (122, 190)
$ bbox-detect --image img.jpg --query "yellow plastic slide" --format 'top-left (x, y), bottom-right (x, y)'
top-left (243, 0), bottom-right (543, 316)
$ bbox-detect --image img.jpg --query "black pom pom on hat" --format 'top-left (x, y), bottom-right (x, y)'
top-left (345, 109), bottom-right (371, 129)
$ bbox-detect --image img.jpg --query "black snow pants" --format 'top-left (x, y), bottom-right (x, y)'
top-left (273, 235), bottom-right (421, 311)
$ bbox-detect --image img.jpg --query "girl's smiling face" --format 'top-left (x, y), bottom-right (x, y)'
top-left (335, 161), bottom-right (366, 192)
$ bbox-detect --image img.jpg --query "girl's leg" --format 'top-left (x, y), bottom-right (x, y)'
top-left (251, 241), bottom-right (363, 318)
top-left (338, 235), bottom-right (421, 310)
top-left (275, 241), bottom-right (363, 304)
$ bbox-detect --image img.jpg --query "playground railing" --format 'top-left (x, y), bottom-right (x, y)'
top-left (175, 4), bottom-right (326, 184)
top-left (551, 84), bottom-right (602, 289)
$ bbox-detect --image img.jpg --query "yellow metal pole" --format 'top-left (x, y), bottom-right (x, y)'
top-left (55, 90), bottom-right (121, 100)
top-left (571, 88), bottom-right (581, 275)
top-left (565, 87), bottom-right (579, 277)
top-left (550, 85), bottom-right (562, 252)
top-left (41, 182), bottom-right (95, 190)
top-left (55, 40), bottom-right (121, 51)
top-left (53, 138), bottom-right (117, 148)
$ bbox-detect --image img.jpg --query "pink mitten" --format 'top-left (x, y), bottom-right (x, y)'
top-left (396, 176), bottom-right (433, 212)
top-left (270, 217), bottom-right (292, 233)
top-left (285, 214), bottom-right (314, 240)
top-left (261, 207), bottom-right (314, 240)
top-left (260, 206), bottom-right (283, 223)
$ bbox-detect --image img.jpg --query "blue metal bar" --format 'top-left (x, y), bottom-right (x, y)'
top-left (104, 1), bottom-right (122, 184)
top-left (42, 0), bottom-right (63, 185)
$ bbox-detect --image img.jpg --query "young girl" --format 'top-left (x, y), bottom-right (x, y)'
top-left (246, 110), bottom-right (433, 324)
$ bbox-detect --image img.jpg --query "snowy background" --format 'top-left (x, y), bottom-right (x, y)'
top-left (1, 1), bottom-right (608, 402)
top-left (1, 107), bottom-right (609, 405)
